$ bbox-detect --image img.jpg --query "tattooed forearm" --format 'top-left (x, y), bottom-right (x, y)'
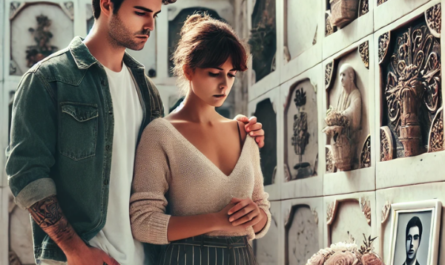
top-left (29, 196), bottom-right (75, 244)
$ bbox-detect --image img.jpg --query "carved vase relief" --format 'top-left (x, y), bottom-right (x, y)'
top-left (285, 205), bottom-right (320, 265)
top-left (324, 50), bottom-right (369, 171)
top-left (285, 80), bottom-right (318, 180)
top-left (381, 7), bottom-right (442, 159)
top-left (249, 0), bottom-right (276, 82)
top-left (326, 0), bottom-right (368, 35)
top-left (255, 99), bottom-right (277, 185)
top-left (10, 2), bottom-right (74, 75)
top-left (286, 0), bottom-right (320, 60)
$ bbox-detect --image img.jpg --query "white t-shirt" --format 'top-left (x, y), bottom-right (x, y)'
top-left (89, 64), bottom-right (144, 265)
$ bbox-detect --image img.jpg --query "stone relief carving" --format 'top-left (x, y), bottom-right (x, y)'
top-left (10, 2), bottom-right (23, 19)
top-left (360, 135), bottom-right (371, 168)
top-left (377, 0), bottom-right (388, 6)
top-left (326, 146), bottom-right (336, 173)
top-left (425, 3), bottom-right (441, 38)
top-left (284, 165), bottom-right (291, 182)
top-left (428, 107), bottom-right (443, 152)
top-left (359, 41), bottom-right (369, 69)
top-left (325, 62), bottom-right (334, 88)
top-left (378, 32), bottom-right (390, 64)
top-left (325, 12), bottom-right (336, 36)
top-left (26, 15), bottom-right (58, 68)
top-left (380, 126), bottom-right (394, 161)
top-left (360, 197), bottom-right (371, 226)
top-left (381, 201), bottom-right (391, 224)
top-left (326, 201), bottom-right (337, 224)
top-left (323, 64), bottom-right (362, 171)
top-left (384, 24), bottom-right (441, 157)
top-left (62, 2), bottom-right (74, 20)
top-left (329, 0), bottom-right (359, 28)
top-left (292, 88), bottom-right (312, 178)
top-left (360, 0), bottom-right (369, 16)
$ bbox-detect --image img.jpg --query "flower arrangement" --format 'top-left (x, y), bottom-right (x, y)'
top-left (306, 234), bottom-right (384, 265)
top-left (325, 106), bottom-right (349, 127)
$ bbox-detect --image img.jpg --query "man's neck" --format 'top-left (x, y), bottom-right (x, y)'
top-left (83, 24), bottom-right (126, 72)
top-left (405, 258), bottom-right (417, 265)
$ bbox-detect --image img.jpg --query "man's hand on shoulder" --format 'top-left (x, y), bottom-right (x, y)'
top-left (234, 115), bottom-right (265, 148)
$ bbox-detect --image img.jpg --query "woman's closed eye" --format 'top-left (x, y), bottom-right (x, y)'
top-left (208, 72), bottom-right (236, 78)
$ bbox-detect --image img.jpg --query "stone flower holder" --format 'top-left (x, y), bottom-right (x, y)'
top-left (329, 0), bottom-right (359, 28)
top-left (323, 111), bottom-right (353, 171)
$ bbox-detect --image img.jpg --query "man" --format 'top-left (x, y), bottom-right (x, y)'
top-left (403, 216), bottom-right (423, 265)
top-left (336, 63), bottom-right (361, 133)
top-left (6, 0), bottom-right (265, 264)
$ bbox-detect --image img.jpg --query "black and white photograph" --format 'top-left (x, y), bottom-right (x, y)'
top-left (389, 200), bottom-right (442, 265)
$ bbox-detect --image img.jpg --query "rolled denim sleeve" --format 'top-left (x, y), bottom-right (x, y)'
top-left (6, 70), bottom-right (57, 209)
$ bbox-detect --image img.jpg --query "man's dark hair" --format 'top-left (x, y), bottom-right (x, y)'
top-left (406, 216), bottom-right (423, 242)
top-left (92, 0), bottom-right (177, 19)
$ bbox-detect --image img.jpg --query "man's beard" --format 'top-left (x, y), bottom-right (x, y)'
top-left (108, 14), bottom-right (150, 51)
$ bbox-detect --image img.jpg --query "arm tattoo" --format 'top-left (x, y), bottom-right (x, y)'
top-left (29, 196), bottom-right (75, 243)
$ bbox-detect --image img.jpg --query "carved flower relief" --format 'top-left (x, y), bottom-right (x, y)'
top-left (378, 33), bottom-right (390, 64)
top-left (326, 147), bottom-right (336, 173)
top-left (359, 41), bottom-right (369, 69)
top-left (360, 198), bottom-right (372, 226)
top-left (325, 62), bottom-right (334, 88)
top-left (426, 4), bottom-right (441, 37)
top-left (385, 26), bottom-right (441, 132)
top-left (360, 135), bottom-right (371, 168)
top-left (360, 0), bottom-right (369, 16)
top-left (377, 0), bottom-right (388, 6)
top-left (429, 108), bottom-right (443, 152)
top-left (380, 126), bottom-right (393, 161)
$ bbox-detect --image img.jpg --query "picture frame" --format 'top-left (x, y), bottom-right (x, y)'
top-left (388, 200), bottom-right (442, 265)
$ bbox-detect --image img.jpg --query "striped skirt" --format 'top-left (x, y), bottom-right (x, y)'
top-left (158, 235), bottom-right (257, 265)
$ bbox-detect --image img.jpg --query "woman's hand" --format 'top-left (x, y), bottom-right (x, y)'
top-left (227, 198), bottom-right (263, 228)
top-left (213, 202), bottom-right (249, 233)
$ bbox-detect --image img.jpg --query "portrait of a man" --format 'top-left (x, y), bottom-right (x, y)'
top-left (403, 216), bottom-right (423, 265)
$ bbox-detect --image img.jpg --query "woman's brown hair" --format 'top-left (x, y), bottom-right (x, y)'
top-left (172, 13), bottom-right (248, 94)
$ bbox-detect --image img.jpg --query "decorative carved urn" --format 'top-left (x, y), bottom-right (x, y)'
top-left (329, 0), bottom-right (359, 28)
top-left (323, 111), bottom-right (353, 171)
top-left (399, 87), bottom-right (422, 156)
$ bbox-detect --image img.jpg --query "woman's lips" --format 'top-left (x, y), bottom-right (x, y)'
top-left (213, 94), bottom-right (226, 98)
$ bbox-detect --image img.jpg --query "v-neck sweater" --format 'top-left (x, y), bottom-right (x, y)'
top-left (130, 118), bottom-right (271, 245)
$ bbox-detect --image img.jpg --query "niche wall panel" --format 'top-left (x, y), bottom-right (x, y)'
top-left (7, 1), bottom-right (75, 78)
top-left (376, 182), bottom-right (445, 264)
top-left (248, 88), bottom-right (280, 200)
top-left (247, 0), bottom-right (282, 101)
top-left (281, 0), bottom-right (323, 82)
top-left (374, 0), bottom-right (445, 189)
top-left (0, 188), bottom-right (8, 265)
top-left (374, 0), bottom-right (432, 32)
top-left (322, 0), bottom-right (374, 59)
top-left (0, 83), bottom-right (7, 187)
top-left (254, 201), bottom-right (283, 265)
top-left (280, 64), bottom-right (324, 199)
top-left (323, 34), bottom-right (376, 196)
top-left (282, 197), bottom-right (324, 265)
top-left (324, 191), bottom-right (376, 247)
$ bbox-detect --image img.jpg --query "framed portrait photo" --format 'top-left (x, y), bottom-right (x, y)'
top-left (388, 200), bottom-right (442, 265)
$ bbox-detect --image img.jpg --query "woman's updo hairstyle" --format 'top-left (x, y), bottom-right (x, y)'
top-left (172, 13), bottom-right (248, 94)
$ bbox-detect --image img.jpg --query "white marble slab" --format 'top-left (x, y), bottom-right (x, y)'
top-left (282, 197), bottom-right (324, 265)
top-left (322, 0), bottom-right (374, 60)
top-left (0, 188), bottom-right (9, 265)
top-left (280, 0), bottom-right (324, 83)
top-left (374, 0), bottom-right (433, 32)
top-left (255, 201), bottom-right (283, 265)
top-left (324, 191), bottom-right (377, 247)
top-left (280, 64), bottom-right (324, 199)
top-left (376, 182), bottom-right (445, 265)
top-left (323, 34), bottom-right (377, 196)
top-left (373, 0), bottom-right (445, 189)
top-left (248, 88), bottom-right (281, 201)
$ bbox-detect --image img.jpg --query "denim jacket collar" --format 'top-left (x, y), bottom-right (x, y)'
top-left (69, 36), bottom-right (145, 70)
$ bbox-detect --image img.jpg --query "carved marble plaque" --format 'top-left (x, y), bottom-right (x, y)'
top-left (168, 8), bottom-right (224, 77)
top-left (286, 0), bottom-right (320, 60)
top-left (285, 80), bottom-right (318, 180)
top-left (250, 0), bottom-right (276, 82)
top-left (330, 200), bottom-right (371, 244)
top-left (381, 14), bottom-right (442, 158)
top-left (10, 3), bottom-right (74, 76)
top-left (286, 205), bottom-right (319, 265)
top-left (254, 99), bottom-right (277, 185)
top-left (326, 51), bottom-right (370, 171)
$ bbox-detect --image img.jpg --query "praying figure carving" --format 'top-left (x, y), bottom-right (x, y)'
top-left (323, 64), bottom-right (362, 171)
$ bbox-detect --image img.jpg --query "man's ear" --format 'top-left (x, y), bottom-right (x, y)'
top-left (183, 64), bottom-right (194, 81)
top-left (100, 0), bottom-right (113, 17)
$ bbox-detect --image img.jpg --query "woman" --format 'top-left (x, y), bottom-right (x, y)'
top-left (130, 14), bottom-right (270, 265)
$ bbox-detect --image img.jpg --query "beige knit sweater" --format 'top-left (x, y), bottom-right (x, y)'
top-left (130, 118), bottom-right (271, 245)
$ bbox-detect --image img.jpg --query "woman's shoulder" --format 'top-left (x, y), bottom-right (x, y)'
top-left (141, 118), bottom-right (172, 142)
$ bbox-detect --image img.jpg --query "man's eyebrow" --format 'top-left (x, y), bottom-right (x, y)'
top-left (134, 6), bottom-right (162, 14)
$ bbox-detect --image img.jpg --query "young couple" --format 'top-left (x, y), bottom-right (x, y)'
top-left (6, 0), bottom-right (270, 264)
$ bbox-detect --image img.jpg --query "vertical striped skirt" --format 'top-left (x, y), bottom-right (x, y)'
top-left (158, 235), bottom-right (257, 265)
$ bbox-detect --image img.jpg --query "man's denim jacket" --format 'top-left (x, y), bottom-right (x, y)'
top-left (5, 36), bottom-right (164, 262)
